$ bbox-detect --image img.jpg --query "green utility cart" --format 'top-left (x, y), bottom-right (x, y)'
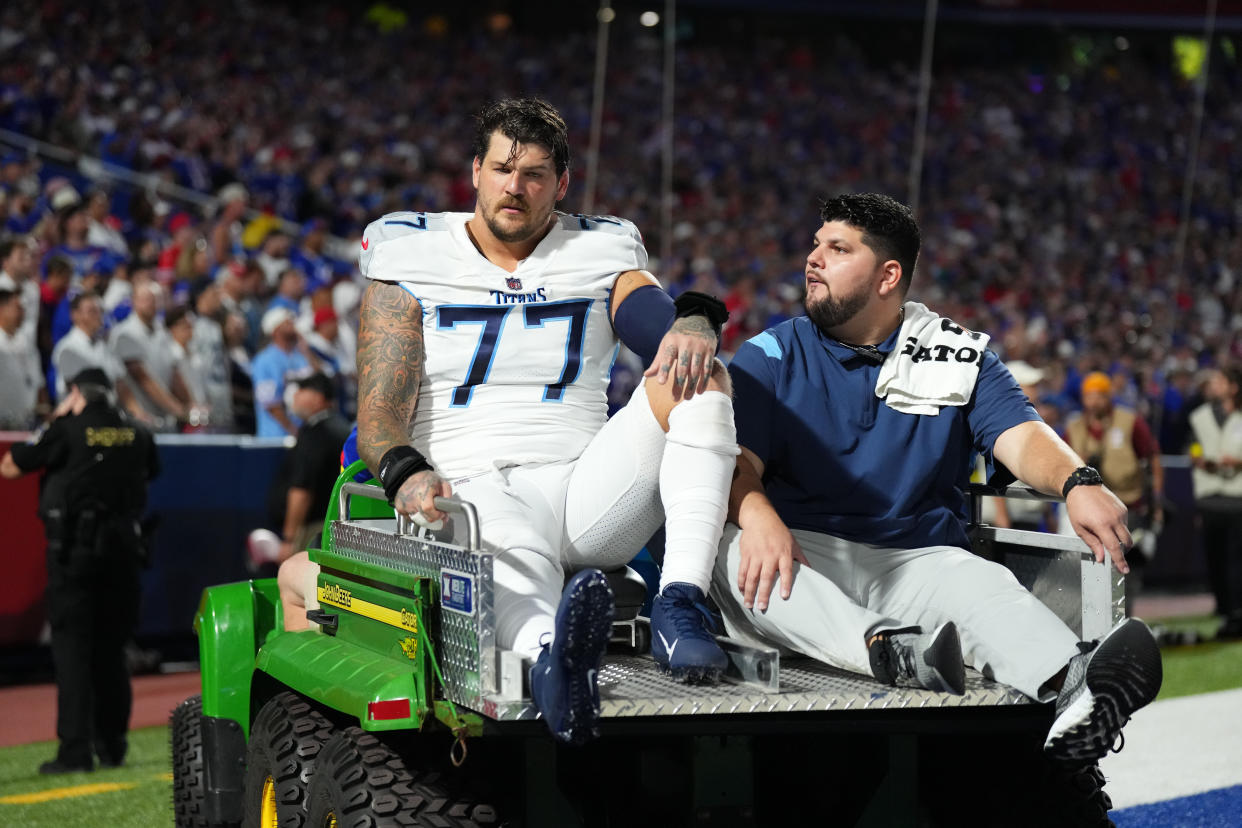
top-left (172, 467), bottom-right (1120, 827)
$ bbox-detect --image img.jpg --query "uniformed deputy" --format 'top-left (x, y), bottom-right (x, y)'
top-left (1, 367), bottom-right (160, 774)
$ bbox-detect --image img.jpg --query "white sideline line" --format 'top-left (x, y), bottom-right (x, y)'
top-left (1100, 687), bottom-right (1242, 809)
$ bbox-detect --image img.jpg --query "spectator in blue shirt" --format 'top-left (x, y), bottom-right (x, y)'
top-left (251, 306), bottom-right (311, 438)
top-left (713, 193), bottom-right (1161, 768)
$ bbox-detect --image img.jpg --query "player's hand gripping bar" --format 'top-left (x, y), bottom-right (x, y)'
top-left (337, 481), bottom-right (481, 553)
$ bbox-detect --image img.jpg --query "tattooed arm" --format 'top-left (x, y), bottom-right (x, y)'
top-left (355, 280), bottom-right (452, 523)
top-left (610, 269), bottom-right (718, 402)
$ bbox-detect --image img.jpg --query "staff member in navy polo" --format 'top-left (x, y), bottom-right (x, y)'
top-left (1, 368), bottom-right (160, 774)
top-left (711, 193), bottom-right (1161, 767)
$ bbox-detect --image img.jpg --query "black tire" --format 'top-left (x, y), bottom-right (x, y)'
top-left (1031, 762), bottom-right (1115, 828)
top-left (305, 727), bottom-right (500, 828)
top-left (993, 758), bottom-right (1115, 827)
top-left (919, 732), bottom-right (1115, 828)
top-left (172, 694), bottom-right (223, 828)
top-left (242, 692), bottom-right (337, 828)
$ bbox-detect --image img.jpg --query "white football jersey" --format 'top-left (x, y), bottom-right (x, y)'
top-left (360, 211), bottom-right (648, 479)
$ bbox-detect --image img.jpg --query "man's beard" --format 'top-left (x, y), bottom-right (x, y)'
top-left (483, 197), bottom-right (546, 243)
top-left (803, 283), bottom-right (868, 334)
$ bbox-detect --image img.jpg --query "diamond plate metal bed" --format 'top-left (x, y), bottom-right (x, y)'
top-left (329, 483), bottom-right (1118, 728)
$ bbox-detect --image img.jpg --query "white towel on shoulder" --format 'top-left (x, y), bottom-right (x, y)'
top-left (875, 301), bottom-right (991, 415)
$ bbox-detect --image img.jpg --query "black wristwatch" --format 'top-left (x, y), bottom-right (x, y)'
top-left (1062, 466), bottom-right (1104, 498)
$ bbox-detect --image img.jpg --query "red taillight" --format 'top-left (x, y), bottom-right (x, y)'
top-left (367, 698), bottom-right (411, 721)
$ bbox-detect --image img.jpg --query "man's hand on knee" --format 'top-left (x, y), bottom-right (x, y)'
top-left (737, 518), bottom-right (808, 611)
top-left (645, 358), bottom-right (732, 430)
top-left (645, 319), bottom-right (719, 401)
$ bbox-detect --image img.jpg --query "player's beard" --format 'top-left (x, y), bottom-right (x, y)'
top-left (482, 195), bottom-right (550, 243)
top-left (803, 281), bottom-right (869, 335)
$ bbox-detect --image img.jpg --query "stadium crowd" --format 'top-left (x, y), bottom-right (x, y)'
top-left (0, 0), bottom-right (1238, 450)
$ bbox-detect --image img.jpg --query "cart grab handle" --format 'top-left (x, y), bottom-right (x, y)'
top-left (337, 481), bottom-right (480, 553)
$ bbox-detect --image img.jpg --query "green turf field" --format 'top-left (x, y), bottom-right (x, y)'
top-left (0, 724), bottom-right (172, 827)
top-left (1, 621), bottom-right (1238, 826)
top-left (1151, 615), bottom-right (1242, 700)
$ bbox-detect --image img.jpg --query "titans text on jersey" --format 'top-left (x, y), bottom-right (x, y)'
top-left (489, 287), bottom-right (549, 304)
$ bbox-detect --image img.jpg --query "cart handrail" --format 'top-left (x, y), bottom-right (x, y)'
top-left (337, 480), bottom-right (481, 553)
top-left (967, 482), bottom-right (1058, 502)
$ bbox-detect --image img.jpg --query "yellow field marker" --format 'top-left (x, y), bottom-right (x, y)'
top-left (0, 781), bottom-right (139, 804)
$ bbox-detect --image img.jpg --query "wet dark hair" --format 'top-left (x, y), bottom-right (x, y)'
top-left (472, 98), bottom-right (570, 177)
top-left (819, 193), bottom-right (921, 295)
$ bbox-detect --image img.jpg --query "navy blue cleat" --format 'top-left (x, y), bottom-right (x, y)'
top-left (650, 582), bottom-right (728, 683)
top-left (530, 569), bottom-right (615, 745)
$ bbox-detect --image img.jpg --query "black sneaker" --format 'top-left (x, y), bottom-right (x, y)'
top-left (649, 583), bottom-right (728, 683)
top-left (529, 569), bottom-right (615, 746)
top-left (1044, 618), bottom-right (1163, 764)
top-left (868, 622), bottom-right (966, 694)
top-left (38, 758), bottom-right (93, 775)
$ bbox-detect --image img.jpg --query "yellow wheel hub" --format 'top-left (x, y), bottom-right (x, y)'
top-left (259, 775), bottom-right (278, 827)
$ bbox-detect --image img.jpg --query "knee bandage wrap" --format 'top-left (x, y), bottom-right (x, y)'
top-left (665, 390), bottom-right (739, 455)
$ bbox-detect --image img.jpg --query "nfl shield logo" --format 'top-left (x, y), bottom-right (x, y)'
top-left (506, 277), bottom-right (523, 291)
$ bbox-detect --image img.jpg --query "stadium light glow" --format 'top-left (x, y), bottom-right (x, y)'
top-left (640, 11), bottom-right (660, 27)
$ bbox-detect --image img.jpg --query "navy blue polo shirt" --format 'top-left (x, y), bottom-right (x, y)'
top-left (729, 316), bottom-right (1039, 550)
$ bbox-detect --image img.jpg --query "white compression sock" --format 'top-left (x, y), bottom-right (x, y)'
top-left (495, 550), bottom-right (562, 660)
top-left (658, 390), bottom-right (739, 594)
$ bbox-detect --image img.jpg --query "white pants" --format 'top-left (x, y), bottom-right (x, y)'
top-left (710, 525), bottom-right (1080, 699)
top-left (448, 385), bottom-right (669, 656)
